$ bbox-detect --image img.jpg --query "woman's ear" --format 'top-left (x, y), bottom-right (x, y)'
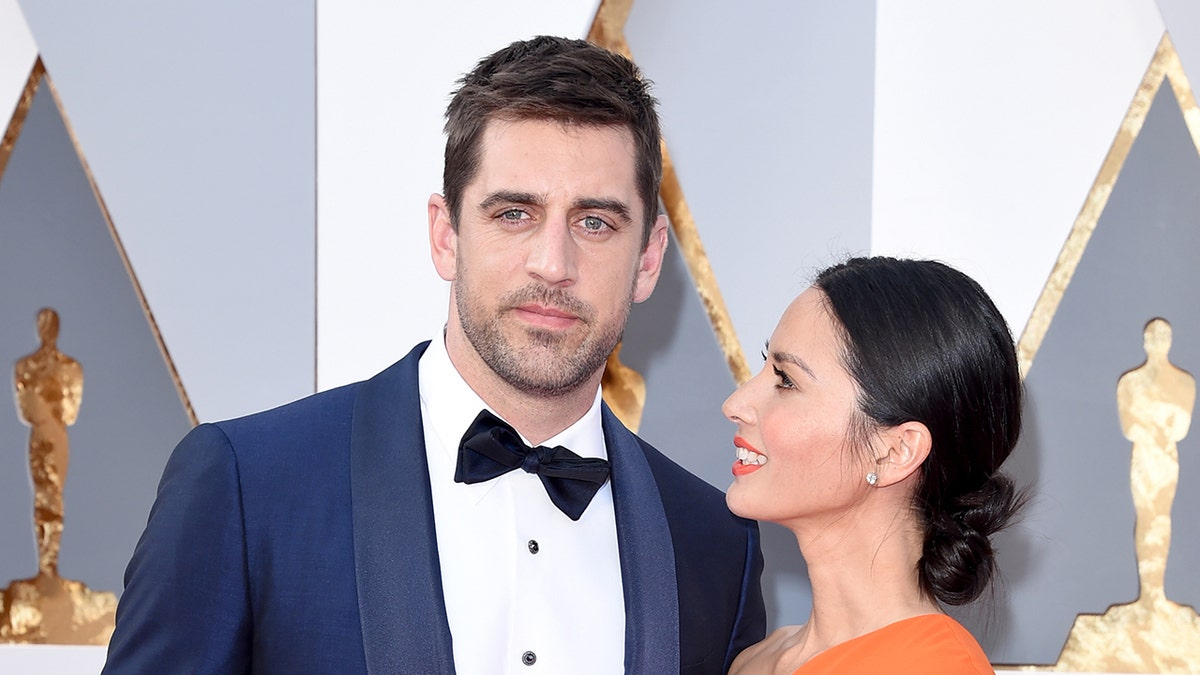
top-left (872, 422), bottom-right (931, 488)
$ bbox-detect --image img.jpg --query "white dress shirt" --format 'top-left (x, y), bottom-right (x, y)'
top-left (418, 336), bottom-right (626, 674)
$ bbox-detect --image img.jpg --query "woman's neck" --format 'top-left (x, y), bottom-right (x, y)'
top-left (785, 505), bottom-right (943, 663)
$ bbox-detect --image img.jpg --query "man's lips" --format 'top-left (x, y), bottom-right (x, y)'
top-left (513, 304), bottom-right (580, 329)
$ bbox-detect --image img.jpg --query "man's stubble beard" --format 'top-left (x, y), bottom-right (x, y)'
top-left (455, 277), bottom-right (635, 398)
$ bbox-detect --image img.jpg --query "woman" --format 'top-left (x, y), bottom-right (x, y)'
top-left (725, 257), bottom-right (1023, 674)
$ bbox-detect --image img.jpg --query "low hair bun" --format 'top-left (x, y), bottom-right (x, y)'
top-left (919, 473), bottom-right (1023, 606)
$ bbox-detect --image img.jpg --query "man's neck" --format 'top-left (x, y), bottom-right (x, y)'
top-left (443, 331), bottom-right (602, 445)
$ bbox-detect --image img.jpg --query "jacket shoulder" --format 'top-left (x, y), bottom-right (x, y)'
top-left (212, 340), bottom-right (430, 445)
top-left (635, 435), bottom-right (743, 529)
top-left (216, 381), bottom-right (360, 437)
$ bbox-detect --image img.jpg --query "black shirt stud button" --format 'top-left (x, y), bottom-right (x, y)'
top-left (522, 650), bottom-right (537, 666)
top-left (527, 539), bottom-right (539, 554)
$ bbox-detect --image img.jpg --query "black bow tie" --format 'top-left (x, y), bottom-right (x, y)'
top-left (454, 409), bottom-right (611, 521)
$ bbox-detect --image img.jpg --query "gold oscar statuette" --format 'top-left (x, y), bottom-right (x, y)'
top-left (1, 308), bottom-right (116, 645)
top-left (1049, 318), bottom-right (1200, 672)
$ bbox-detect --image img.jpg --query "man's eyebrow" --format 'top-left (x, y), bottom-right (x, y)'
top-left (573, 197), bottom-right (633, 224)
top-left (479, 191), bottom-right (544, 210)
top-left (765, 340), bottom-right (819, 381)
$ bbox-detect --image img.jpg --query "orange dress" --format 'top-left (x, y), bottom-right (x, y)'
top-left (794, 614), bottom-right (993, 674)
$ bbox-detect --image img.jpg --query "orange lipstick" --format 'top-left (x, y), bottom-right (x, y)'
top-left (731, 436), bottom-right (766, 476)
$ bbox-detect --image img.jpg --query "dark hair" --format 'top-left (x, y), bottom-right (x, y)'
top-left (442, 35), bottom-right (662, 246)
top-left (814, 256), bottom-right (1025, 606)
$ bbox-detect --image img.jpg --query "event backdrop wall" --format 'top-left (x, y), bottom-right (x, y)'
top-left (1, 0), bottom-right (1198, 669)
top-left (1, 0), bottom-right (315, 603)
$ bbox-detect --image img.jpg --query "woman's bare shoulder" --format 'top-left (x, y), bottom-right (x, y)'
top-left (728, 624), bottom-right (806, 675)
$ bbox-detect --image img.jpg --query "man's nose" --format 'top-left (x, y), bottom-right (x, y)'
top-left (525, 219), bottom-right (578, 286)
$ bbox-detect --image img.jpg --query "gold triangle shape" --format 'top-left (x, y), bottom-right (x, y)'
top-left (0, 58), bottom-right (197, 426)
top-left (1008, 31), bottom-right (1200, 675)
top-left (1018, 33), bottom-right (1200, 379)
top-left (0, 59), bottom-right (44, 181)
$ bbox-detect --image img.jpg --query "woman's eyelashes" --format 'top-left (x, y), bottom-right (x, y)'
top-left (772, 365), bottom-right (795, 390)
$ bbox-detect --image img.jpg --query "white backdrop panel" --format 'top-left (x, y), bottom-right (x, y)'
top-left (0, 0), bottom-right (35, 129)
top-left (872, 0), bottom-right (1165, 334)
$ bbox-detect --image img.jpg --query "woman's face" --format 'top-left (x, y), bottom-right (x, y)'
top-left (723, 287), bottom-right (872, 526)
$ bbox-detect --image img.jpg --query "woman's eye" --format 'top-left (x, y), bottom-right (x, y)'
top-left (773, 366), bottom-right (795, 390)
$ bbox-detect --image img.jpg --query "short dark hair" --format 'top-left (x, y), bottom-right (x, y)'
top-left (814, 257), bottom-right (1026, 606)
top-left (442, 35), bottom-right (662, 247)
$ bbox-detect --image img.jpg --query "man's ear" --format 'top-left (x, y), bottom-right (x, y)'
top-left (428, 194), bottom-right (458, 282)
top-left (872, 421), bottom-right (931, 488)
top-left (632, 214), bottom-right (670, 303)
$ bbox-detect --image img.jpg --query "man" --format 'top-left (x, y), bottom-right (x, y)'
top-left (103, 36), bottom-right (765, 674)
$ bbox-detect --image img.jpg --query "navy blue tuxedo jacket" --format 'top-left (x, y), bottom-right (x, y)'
top-left (103, 343), bottom-right (766, 674)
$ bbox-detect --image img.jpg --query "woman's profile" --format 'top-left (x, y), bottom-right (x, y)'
top-left (725, 256), bottom-right (1024, 674)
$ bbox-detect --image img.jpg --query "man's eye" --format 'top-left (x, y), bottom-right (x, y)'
top-left (501, 209), bottom-right (526, 220)
top-left (582, 216), bottom-right (608, 231)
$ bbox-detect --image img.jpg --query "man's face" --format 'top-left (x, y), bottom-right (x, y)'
top-left (429, 118), bottom-right (667, 398)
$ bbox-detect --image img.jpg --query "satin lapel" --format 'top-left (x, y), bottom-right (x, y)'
top-left (350, 342), bottom-right (455, 674)
top-left (603, 404), bottom-right (680, 674)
